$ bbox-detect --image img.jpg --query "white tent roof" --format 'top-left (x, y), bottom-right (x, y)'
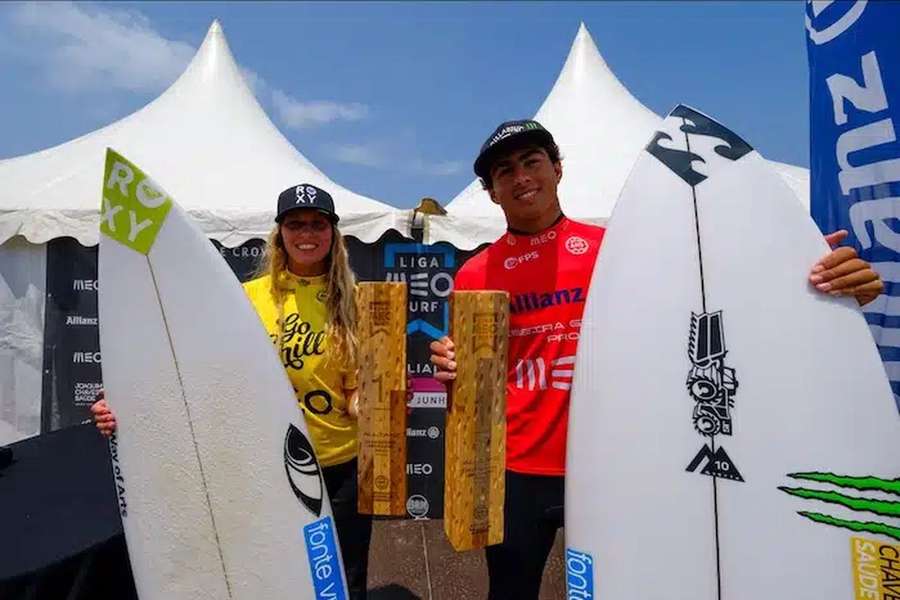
top-left (0, 21), bottom-right (407, 247)
top-left (432, 23), bottom-right (810, 249)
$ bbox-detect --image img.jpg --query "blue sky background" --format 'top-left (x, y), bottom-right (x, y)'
top-left (0, 1), bottom-right (810, 208)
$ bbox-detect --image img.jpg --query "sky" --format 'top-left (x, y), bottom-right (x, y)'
top-left (0, 1), bottom-right (811, 209)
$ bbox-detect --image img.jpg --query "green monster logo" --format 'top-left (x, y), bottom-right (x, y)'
top-left (779, 472), bottom-right (900, 541)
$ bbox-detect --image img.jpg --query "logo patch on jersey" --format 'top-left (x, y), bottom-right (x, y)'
top-left (504, 251), bottom-right (540, 270)
top-left (529, 230), bottom-right (557, 246)
top-left (565, 236), bottom-right (589, 255)
top-left (509, 287), bottom-right (585, 314)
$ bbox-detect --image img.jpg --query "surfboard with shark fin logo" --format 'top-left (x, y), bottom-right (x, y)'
top-left (565, 106), bottom-right (900, 599)
top-left (97, 149), bottom-right (347, 599)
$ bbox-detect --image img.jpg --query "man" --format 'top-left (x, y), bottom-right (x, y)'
top-left (430, 120), bottom-right (882, 600)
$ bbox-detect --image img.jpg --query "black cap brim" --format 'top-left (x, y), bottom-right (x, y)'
top-left (473, 128), bottom-right (554, 179)
top-left (275, 206), bottom-right (339, 224)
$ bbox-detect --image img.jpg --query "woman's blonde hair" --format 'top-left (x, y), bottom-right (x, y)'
top-left (257, 220), bottom-right (358, 366)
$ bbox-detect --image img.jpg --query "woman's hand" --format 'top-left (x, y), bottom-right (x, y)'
top-left (90, 390), bottom-right (117, 437)
top-left (347, 389), bottom-right (360, 420)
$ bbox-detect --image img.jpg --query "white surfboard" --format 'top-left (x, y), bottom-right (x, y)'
top-left (565, 106), bottom-right (900, 599)
top-left (98, 149), bottom-right (347, 600)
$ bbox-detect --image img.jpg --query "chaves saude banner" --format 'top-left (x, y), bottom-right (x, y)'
top-left (807, 0), bottom-right (900, 411)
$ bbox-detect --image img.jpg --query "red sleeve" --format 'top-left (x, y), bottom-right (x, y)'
top-left (453, 249), bottom-right (488, 292)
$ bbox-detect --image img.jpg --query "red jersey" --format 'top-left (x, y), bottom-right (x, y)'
top-left (454, 217), bottom-right (605, 476)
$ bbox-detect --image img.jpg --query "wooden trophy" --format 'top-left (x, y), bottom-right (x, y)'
top-left (444, 290), bottom-right (509, 551)
top-left (356, 282), bottom-right (408, 516)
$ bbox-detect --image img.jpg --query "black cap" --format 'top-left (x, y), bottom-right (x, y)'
top-left (275, 183), bottom-right (339, 224)
top-left (473, 119), bottom-right (555, 179)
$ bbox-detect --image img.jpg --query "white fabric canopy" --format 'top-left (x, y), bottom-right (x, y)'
top-left (0, 21), bottom-right (408, 248)
top-left (0, 238), bottom-right (45, 444)
top-left (432, 23), bottom-right (810, 249)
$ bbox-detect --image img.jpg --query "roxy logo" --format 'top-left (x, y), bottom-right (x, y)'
top-left (566, 548), bottom-right (595, 599)
top-left (504, 251), bottom-right (539, 270)
top-left (295, 185), bottom-right (317, 205)
top-left (103, 161), bottom-right (168, 242)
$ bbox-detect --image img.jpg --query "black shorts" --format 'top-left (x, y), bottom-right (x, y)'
top-left (322, 458), bottom-right (373, 600)
top-left (485, 469), bottom-right (564, 600)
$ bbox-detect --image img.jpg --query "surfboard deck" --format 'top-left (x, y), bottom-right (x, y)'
top-left (565, 105), bottom-right (900, 600)
top-left (98, 149), bottom-right (347, 599)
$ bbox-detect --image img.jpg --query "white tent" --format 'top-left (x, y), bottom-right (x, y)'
top-left (0, 20), bottom-right (407, 444)
top-left (0, 20), bottom-right (405, 247)
top-left (429, 23), bottom-right (810, 249)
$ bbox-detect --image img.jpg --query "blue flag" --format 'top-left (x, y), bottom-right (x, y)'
top-left (807, 0), bottom-right (900, 411)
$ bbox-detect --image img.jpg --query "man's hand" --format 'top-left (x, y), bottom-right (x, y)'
top-left (429, 336), bottom-right (457, 384)
top-left (90, 390), bottom-right (117, 438)
top-left (810, 230), bottom-right (883, 307)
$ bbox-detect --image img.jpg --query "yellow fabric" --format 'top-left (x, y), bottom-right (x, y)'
top-left (243, 273), bottom-right (358, 467)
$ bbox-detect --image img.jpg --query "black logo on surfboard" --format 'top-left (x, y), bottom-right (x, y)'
top-left (648, 105), bottom-right (750, 483)
top-left (687, 311), bottom-right (737, 437)
top-left (646, 105), bottom-right (753, 187)
top-left (687, 444), bottom-right (744, 482)
top-left (284, 424), bottom-right (324, 516)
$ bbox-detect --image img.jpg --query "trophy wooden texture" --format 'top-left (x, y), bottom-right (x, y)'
top-left (444, 290), bottom-right (509, 551)
top-left (357, 282), bottom-right (407, 516)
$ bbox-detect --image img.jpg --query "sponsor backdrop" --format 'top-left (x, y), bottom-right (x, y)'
top-left (807, 0), bottom-right (900, 411)
top-left (40, 231), bottom-right (481, 519)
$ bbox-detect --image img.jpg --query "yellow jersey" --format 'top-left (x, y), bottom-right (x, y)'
top-left (243, 272), bottom-right (358, 467)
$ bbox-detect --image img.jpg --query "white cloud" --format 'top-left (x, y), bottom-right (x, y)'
top-left (328, 143), bottom-right (387, 168)
top-left (272, 91), bottom-right (369, 129)
top-left (4, 2), bottom-right (370, 132)
top-left (327, 142), bottom-right (463, 176)
top-left (9, 2), bottom-right (194, 93)
top-left (411, 159), bottom-right (465, 176)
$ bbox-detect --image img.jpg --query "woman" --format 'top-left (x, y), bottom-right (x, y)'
top-left (93, 183), bottom-right (372, 599)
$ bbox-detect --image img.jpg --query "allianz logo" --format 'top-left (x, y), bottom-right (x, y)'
top-left (66, 315), bottom-right (98, 326)
top-left (510, 287), bottom-right (585, 314)
top-left (406, 426), bottom-right (441, 439)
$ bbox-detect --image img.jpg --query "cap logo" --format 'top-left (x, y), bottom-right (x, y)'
top-left (295, 185), bottom-right (317, 205)
top-left (489, 122), bottom-right (542, 147)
